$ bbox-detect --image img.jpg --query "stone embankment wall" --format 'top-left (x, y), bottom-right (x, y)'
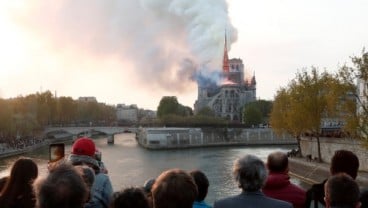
top-left (138, 128), bottom-right (297, 149)
top-left (300, 137), bottom-right (368, 171)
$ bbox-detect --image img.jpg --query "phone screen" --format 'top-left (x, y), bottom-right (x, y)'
top-left (49, 143), bottom-right (65, 162)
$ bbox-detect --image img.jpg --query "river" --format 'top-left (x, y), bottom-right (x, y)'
top-left (0, 133), bottom-right (305, 204)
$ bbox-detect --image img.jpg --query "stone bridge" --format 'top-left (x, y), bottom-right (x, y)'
top-left (44, 126), bottom-right (138, 136)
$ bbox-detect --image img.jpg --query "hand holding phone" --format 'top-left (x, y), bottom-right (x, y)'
top-left (49, 143), bottom-right (65, 163)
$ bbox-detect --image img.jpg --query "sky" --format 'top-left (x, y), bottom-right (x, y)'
top-left (0, 0), bottom-right (368, 110)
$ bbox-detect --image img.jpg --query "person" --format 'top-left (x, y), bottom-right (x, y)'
top-left (95, 149), bottom-right (108, 174)
top-left (143, 178), bottom-right (155, 194)
top-left (324, 173), bottom-right (361, 208)
top-left (143, 178), bottom-right (155, 208)
top-left (34, 163), bottom-right (88, 208)
top-left (262, 151), bottom-right (306, 208)
top-left (0, 176), bottom-right (8, 192)
top-left (0, 157), bottom-right (38, 208)
top-left (305, 149), bottom-right (360, 208)
top-left (213, 154), bottom-right (292, 208)
top-left (75, 165), bottom-right (96, 202)
top-left (190, 170), bottom-right (212, 208)
top-left (110, 187), bottom-right (150, 208)
top-left (152, 168), bottom-right (198, 208)
top-left (67, 137), bottom-right (113, 208)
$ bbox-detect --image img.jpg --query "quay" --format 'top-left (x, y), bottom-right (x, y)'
top-left (136, 127), bottom-right (297, 149)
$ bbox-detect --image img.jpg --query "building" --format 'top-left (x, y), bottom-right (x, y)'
top-left (357, 78), bottom-right (368, 115)
top-left (116, 104), bottom-right (138, 123)
top-left (78, 96), bottom-right (97, 102)
top-left (194, 37), bottom-right (256, 122)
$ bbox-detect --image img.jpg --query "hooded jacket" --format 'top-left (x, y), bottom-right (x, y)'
top-left (262, 172), bottom-right (306, 208)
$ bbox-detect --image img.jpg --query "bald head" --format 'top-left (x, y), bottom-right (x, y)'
top-left (267, 151), bottom-right (288, 173)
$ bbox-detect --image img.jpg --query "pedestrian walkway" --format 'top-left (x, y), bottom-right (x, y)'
top-left (289, 157), bottom-right (368, 187)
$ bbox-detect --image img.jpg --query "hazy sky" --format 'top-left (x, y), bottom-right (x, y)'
top-left (0, 0), bottom-right (367, 110)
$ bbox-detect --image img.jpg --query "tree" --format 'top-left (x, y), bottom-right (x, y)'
top-left (338, 49), bottom-right (368, 144)
top-left (242, 100), bottom-right (272, 127)
top-left (243, 104), bottom-right (262, 127)
top-left (197, 107), bottom-right (215, 117)
top-left (270, 68), bottom-right (348, 162)
top-left (157, 96), bottom-right (180, 118)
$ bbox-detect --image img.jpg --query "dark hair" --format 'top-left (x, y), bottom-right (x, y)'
top-left (0, 157), bottom-right (38, 208)
top-left (34, 163), bottom-right (88, 208)
top-left (152, 169), bottom-right (198, 208)
top-left (326, 173), bottom-right (360, 208)
top-left (189, 170), bottom-right (209, 201)
top-left (267, 151), bottom-right (288, 173)
top-left (110, 187), bottom-right (150, 208)
top-left (330, 150), bottom-right (359, 179)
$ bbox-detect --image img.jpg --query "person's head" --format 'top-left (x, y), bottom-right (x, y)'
top-left (34, 163), bottom-right (88, 208)
top-left (189, 170), bottom-right (209, 202)
top-left (143, 178), bottom-right (155, 194)
top-left (68, 137), bottom-right (100, 172)
top-left (330, 150), bottom-right (359, 179)
top-left (233, 154), bottom-right (268, 192)
top-left (110, 187), bottom-right (150, 208)
top-left (267, 151), bottom-right (289, 173)
top-left (0, 157), bottom-right (38, 206)
top-left (324, 173), bottom-right (361, 208)
top-left (75, 165), bottom-right (95, 202)
top-left (152, 169), bottom-right (198, 208)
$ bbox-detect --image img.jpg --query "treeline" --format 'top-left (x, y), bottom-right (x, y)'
top-left (0, 91), bottom-right (116, 138)
top-left (155, 96), bottom-right (272, 127)
top-left (270, 49), bottom-right (368, 161)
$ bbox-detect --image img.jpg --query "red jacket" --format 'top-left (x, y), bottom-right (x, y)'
top-left (262, 172), bottom-right (306, 208)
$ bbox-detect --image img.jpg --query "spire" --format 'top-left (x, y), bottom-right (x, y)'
top-left (222, 31), bottom-right (230, 73)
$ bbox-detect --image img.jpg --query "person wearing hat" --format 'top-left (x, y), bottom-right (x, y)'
top-left (68, 137), bottom-right (113, 208)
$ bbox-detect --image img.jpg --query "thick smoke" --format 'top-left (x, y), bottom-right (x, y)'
top-left (15, 0), bottom-right (237, 92)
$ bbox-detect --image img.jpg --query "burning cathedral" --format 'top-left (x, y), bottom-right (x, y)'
top-left (194, 38), bottom-right (256, 122)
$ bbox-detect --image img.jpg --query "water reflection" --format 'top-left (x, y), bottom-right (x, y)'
top-left (0, 133), bottom-right (303, 204)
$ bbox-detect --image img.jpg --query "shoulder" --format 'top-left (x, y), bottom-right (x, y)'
top-left (214, 195), bottom-right (241, 207)
top-left (266, 197), bottom-right (293, 208)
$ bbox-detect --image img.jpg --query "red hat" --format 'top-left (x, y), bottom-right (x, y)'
top-left (72, 137), bottom-right (96, 157)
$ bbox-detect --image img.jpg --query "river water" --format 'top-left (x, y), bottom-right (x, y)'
top-left (0, 133), bottom-right (304, 204)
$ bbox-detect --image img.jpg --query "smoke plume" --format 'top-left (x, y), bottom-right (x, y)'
top-left (14, 0), bottom-right (237, 93)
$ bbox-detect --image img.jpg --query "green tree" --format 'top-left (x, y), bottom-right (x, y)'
top-left (157, 96), bottom-right (180, 118)
top-left (197, 106), bottom-right (215, 117)
top-left (242, 100), bottom-right (272, 127)
top-left (243, 104), bottom-right (262, 127)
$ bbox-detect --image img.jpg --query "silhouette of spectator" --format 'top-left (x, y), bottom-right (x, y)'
top-left (67, 137), bottom-right (113, 208)
top-left (110, 187), bottom-right (150, 208)
top-left (262, 151), bottom-right (306, 208)
top-left (0, 157), bottom-right (38, 208)
top-left (152, 168), bottom-right (198, 208)
top-left (34, 163), bottom-right (88, 208)
top-left (305, 150), bottom-right (360, 208)
top-left (190, 170), bottom-right (212, 208)
top-left (213, 154), bottom-right (292, 208)
top-left (324, 173), bottom-right (361, 208)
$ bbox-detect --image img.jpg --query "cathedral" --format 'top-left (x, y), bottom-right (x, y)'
top-left (194, 38), bottom-right (256, 122)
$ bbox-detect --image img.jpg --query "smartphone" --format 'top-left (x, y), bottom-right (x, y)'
top-left (49, 143), bottom-right (65, 162)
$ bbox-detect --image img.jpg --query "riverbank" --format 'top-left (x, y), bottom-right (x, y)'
top-left (0, 136), bottom-right (73, 159)
top-left (289, 157), bottom-right (368, 187)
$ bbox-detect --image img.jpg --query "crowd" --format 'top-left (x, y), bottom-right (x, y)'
top-left (0, 136), bottom-right (45, 153)
top-left (0, 137), bottom-right (367, 208)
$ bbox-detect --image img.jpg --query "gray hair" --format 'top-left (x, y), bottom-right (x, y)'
top-left (233, 154), bottom-right (268, 191)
